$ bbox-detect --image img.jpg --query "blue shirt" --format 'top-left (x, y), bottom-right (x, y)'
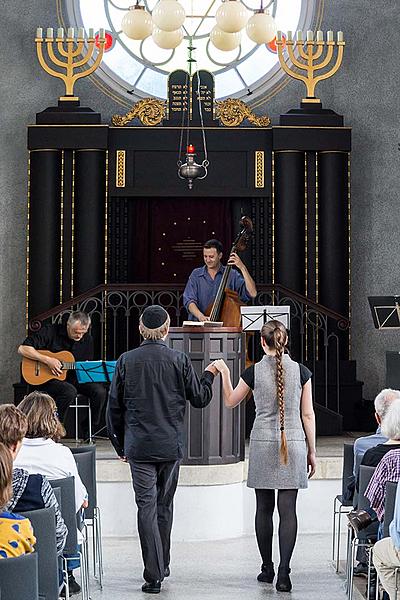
top-left (183, 265), bottom-right (250, 320)
top-left (353, 427), bottom-right (388, 476)
top-left (389, 480), bottom-right (400, 550)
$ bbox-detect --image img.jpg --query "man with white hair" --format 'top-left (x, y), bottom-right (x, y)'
top-left (107, 305), bottom-right (218, 594)
top-left (18, 311), bottom-right (107, 434)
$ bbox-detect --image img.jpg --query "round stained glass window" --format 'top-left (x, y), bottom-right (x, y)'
top-left (61, 0), bottom-right (321, 107)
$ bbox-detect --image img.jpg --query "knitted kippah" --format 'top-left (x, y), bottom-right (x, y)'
top-left (141, 305), bottom-right (169, 329)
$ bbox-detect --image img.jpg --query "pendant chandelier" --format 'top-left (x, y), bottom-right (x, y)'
top-left (121, 0), bottom-right (277, 51)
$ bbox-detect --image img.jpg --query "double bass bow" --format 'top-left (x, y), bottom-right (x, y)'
top-left (206, 216), bottom-right (253, 327)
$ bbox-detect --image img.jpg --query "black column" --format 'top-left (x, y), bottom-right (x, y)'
top-left (28, 150), bottom-right (62, 319)
top-left (274, 151), bottom-right (306, 294)
top-left (318, 152), bottom-right (349, 316)
top-left (73, 150), bottom-right (107, 295)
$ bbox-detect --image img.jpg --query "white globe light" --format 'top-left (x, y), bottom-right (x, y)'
top-left (121, 6), bottom-right (153, 40)
top-left (216, 0), bottom-right (248, 33)
top-left (152, 0), bottom-right (185, 32)
top-left (246, 11), bottom-right (276, 45)
top-left (152, 26), bottom-right (184, 49)
top-left (210, 26), bottom-right (241, 51)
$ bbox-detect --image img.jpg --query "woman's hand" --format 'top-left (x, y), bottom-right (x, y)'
top-left (307, 451), bottom-right (316, 479)
top-left (213, 359), bottom-right (229, 374)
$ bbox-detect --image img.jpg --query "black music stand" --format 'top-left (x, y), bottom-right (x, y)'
top-left (368, 296), bottom-right (400, 329)
top-left (240, 305), bottom-right (291, 331)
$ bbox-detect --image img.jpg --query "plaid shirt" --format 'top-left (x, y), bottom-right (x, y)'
top-left (365, 448), bottom-right (400, 520)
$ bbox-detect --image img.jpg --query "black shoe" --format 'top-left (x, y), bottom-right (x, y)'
top-left (142, 581), bottom-right (161, 594)
top-left (347, 510), bottom-right (373, 533)
top-left (276, 568), bottom-right (292, 593)
top-left (257, 563), bottom-right (275, 583)
top-left (353, 562), bottom-right (368, 577)
top-left (60, 573), bottom-right (81, 597)
top-left (164, 566), bottom-right (170, 577)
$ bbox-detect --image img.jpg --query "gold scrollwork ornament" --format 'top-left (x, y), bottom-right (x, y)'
top-left (215, 98), bottom-right (271, 127)
top-left (112, 98), bottom-right (166, 127)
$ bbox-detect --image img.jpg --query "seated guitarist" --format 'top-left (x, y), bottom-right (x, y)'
top-left (183, 238), bottom-right (257, 322)
top-left (18, 311), bottom-right (107, 437)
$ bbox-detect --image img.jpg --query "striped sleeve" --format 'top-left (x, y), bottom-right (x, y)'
top-left (41, 476), bottom-right (68, 555)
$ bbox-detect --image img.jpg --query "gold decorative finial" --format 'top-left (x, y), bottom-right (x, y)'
top-left (35, 27), bottom-right (106, 101)
top-left (215, 99), bottom-right (271, 127)
top-left (276, 30), bottom-right (345, 103)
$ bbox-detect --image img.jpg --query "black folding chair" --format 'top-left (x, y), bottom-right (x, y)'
top-left (333, 442), bottom-right (355, 571)
top-left (49, 476), bottom-right (90, 600)
top-left (0, 552), bottom-right (39, 600)
top-left (71, 445), bottom-right (104, 587)
top-left (19, 507), bottom-right (59, 600)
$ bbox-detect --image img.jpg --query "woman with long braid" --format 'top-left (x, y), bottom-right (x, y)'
top-left (213, 320), bottom-right (316, 592)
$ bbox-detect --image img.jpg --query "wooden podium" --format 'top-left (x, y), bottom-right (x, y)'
top-left (167, 327), bottom-right (246, 465)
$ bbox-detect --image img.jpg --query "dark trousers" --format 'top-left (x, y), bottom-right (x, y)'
top-left (129, 460), bottom-right (180, 583)
top-left (37, 379), bottom-right (107, 431)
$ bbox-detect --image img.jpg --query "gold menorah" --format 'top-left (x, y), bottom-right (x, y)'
top-left (276, 30), bottom-right (345, 103)
top-left (35, 27), bottom-right (106, 101)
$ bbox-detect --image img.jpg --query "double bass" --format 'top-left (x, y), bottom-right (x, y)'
top-left (205, 216), bottom-right (253, 327)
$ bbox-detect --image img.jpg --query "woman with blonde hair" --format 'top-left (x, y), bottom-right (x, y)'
top-left (213, 320), bottom-right (316, 592)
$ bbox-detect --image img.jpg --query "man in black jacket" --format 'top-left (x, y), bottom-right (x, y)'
top-left (107, 305), bottom-right (217, 594)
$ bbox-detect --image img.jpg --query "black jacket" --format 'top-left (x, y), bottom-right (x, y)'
top-left (107, 340), bottom-right (214, 462)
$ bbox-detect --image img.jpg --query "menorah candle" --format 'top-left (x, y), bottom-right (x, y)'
top-left (36, 28), bottom-right (43, 39)
top-left (337, 30), bottom-right (344, 42)
top-left (99, 28), bottom-right (105, 39)
top-left (46, 28), bottom-right (54, 39)
top-left (77, 27), bottom-right (84, 39)
top-left (296, 30), bottom-right (303, 42)
top-left (327, 30), bottom-right (333, 42)
top-left (316, 30), bottom-right (323, 42)
top-left (57, 27), bottom-right (64, 38)
top-left (276, 30), bottom-right (282, 42)
top-left (306, 30), bottom-right (313, 42)
top-left (287, 30), bottom-right (293, 42)
top-left (88, 28), bottom-right (94, 38)
top-left (67, 27), bottom-right (74, 38)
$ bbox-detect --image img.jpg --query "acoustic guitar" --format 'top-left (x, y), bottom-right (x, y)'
top-left (22, 350), bottom-right (76, 385)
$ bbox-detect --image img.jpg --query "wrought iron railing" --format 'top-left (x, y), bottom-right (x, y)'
top-left (29, 283), bottom-right (350, 416)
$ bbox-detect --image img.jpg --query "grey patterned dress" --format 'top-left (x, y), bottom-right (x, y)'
top-left (246, 354), bottom-right (309, 490)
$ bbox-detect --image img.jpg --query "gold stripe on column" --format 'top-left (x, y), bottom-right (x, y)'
top-left (104, 150), bottom-right (109, 359)
top-left (71, 150), bottom-right (75, 298)
top-left (348, 152), bottom-right (351, 358)
top-left (304, 153), bottom-right (308, 360)
top-left (315, 153), bottom-right (319, 304)
top-left (116, 150), bottom-right (126, 188)
top-left (255, 150), bottom-right (264, 188)
top-left (26, 153), bottom-right (31, 331)
top-left (271, 151), bottom-right (275, 289)
top-left (60, 150), bottom-right (65, 303)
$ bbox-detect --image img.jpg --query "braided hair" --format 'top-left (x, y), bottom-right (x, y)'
top-left (260, 320), bottom-right (289, 465)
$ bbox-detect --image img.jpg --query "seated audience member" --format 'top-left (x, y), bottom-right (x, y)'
top-left (0, 441), bottom-right (36, 559)
top-left (346, 389), bottom-right (400, 501)
top-left (373, 479), bottom-right (400, 600)
top-left (0, 404), bottom-right (67, 556)
top-left (13, 392), bottom-right (87, 594)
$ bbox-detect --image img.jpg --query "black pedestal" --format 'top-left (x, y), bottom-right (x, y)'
top-left (36, 100), bottom-right (101, 124)
top-left (280, 102), bottom-right (344, 127)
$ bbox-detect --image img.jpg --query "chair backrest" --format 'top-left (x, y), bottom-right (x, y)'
top-left (70, 446), bottom-right (97, 519)
top-left (52, 487), bottom-right (62, 510)
top-left (358, 465), bottom-right (376, 510)
top-left (383, 481), bottom-right (398, 538)
top-left (0, 552), bottom-right (39, 600)
top-left (49, 476), bottom-right (78, 554)
top-left (19, 507), bottom-right (58, 600)
top-left (342, 442), bottom-right (355, 497)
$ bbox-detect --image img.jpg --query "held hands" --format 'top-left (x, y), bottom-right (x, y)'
top-left (212, 359), bottom-right (229, 374)
top-left (307, 450), bottom-right (316, 479)
top-left (227, 252), bottom-right (244, 271)
top-left (205, 364), bottom-right (219, 376)
top-left (46, 356), bottom-right (63, 377)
